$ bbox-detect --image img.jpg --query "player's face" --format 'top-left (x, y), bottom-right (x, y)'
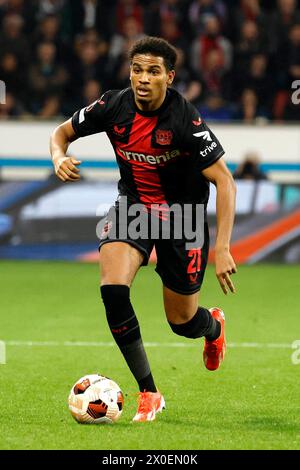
top-left (130, 54), bottom-right (175, 111)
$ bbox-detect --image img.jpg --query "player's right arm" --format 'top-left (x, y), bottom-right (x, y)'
top-left (50, 91), bottom-right (114, 182)
top-left (50, 118), bottom-right (82, 182)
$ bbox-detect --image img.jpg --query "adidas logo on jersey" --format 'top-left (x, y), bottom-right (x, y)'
top-left (118, 148), bottom-right (181, 165)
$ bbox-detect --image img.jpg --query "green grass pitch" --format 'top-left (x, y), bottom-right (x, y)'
top-left (0, 260), bottom-right (299, 450)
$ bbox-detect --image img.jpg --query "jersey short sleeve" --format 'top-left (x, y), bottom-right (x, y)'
top-left (71, 91), bottom-right (113, 137)
top-left (182, 102), bottom-right (225, 171)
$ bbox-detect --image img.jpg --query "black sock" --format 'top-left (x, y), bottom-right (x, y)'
top-left (169, 307), bottom-right (221, 340)
top-left (100, 285), bottom-right (157, 393)
top-left (118, 338), bottom-right (157, 392)
top-left (205, 319), bottom-right (221, 341)
top-left (136, 372), bottom-right (157, 393)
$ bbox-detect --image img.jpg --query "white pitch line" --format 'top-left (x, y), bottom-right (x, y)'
top-left (3, 340), bottom-right (295, 349)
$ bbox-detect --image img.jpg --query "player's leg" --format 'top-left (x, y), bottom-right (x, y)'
top-left (163, 286), bottom-right (221, 342)
top-left (163, 287), bottom-right (226, 371)
top-left (156, 235), bottom-right (226, 371)
top-left (99, 241), bottom-right (157, 391)
top-left (99, 241), bottom-right (164, 421)
top-left (99, 240), bottom-right (143, 286)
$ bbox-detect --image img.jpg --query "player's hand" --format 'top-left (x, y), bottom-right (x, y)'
top-left (53, 156), bottom-right (81, 182)
top-left (215, 248), bottom-right (237, 295)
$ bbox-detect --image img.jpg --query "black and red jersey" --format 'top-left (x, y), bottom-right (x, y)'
top-left (72, 87), bottom-right (224, 208)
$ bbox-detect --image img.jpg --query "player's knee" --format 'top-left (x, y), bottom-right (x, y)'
top-left (168, 307), bottom-right (212, 339)
top-left (167, 311), bottom-right (195, 336)
top-left (165, 307), bottom-right (194, 325)
top-left (166, 307), bottom-right (198, 336)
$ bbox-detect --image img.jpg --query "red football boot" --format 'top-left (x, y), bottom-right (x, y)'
top-left (203, 308), bottom-right (226, 371)
top-left (132, 391), bottom-right (165, 422)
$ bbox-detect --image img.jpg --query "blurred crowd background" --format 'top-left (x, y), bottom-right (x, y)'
top-left (0, 0), bottom-right (300, 122)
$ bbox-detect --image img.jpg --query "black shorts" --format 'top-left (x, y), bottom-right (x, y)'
top-left (98, 201), bottom-right (209, 295)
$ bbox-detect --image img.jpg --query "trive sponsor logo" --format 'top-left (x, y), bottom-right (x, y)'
top-left (118, 148), bottom-right (181, 165)
top-left (200, 141), bottom-right (217, 157)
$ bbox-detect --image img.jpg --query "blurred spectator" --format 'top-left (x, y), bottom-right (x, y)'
top-left (233, 88), bottom-right (270, 122)
top-left (28, 42), bottom-right (68, 114)
top-left (160, 18), bottom-right (185, 49)
top-left (69, 0), bottom-right (113, 41)
top-left (114, 0), bottom-right (144, 36)
top-left (288, 23), bottom-right (300, 81)
top-left (82, 79), bottom-right (102, 104)
top-left (270, 3), bottom-right (300, 91)
top-left (234, 19), bottom-right (264, 77)
top-left (77, 27), bottom-right (108, 56)
top-left (33, 14), bottom-right (60, 44)
top-left (229, 0), bottom-right (267, 42)
top-left (191, 15), bottom-right (232, 73)
top-left (70, 29), bottom-right (108, 95)
top-left (37, 0), bottom-right (66, 20)
top-left (182, 81), bottom-right (203, 108)
top-left (145, 0), bottom-right (188, 39)
top-left (188, 0), bottom-right (227, 37)
top-left (233, 152), bottom-right (268, 180)
top-left (38, 94), bottom-right (62, 119)
top-left (107, 16), bottom-right (144, 87)
top-left (282, 98), bottom-right (300, 120)
top-left (64, 78), bottom-right (102, 114)
top-left (233, 53), bottom-right (273, 107)
top-left (0, 91), bottom-right (24, 118)
top-left (0, 1), bottom-right (299, 121)
top-left (111, 57), bottom-right (132, 89)
top-left (200, 48), bottom-right (231, 97)
top-left (159, 0), bottom-right (183, 24)
top-left (199, 93), bottom-right (233, 121)
top-left (0, 51), bottom-right (26, 101)
top-left (236, 0), bottom-right (264, 23)
top-left (0, 0), bottom-right (37, 34)
top-left (173, 47), bottom-right (203, 98)
top-left (268, 0), bottom-right (300, 55)
top-left (80, 0), bottom-right (98, 29)
top-left (247, 54), bottom-right (272, 105)
top-left (0, 13), bottom-right (30, 65)
top-left (31, 14), bottom-right (71, 64)
top-left (109, 16), bottom-right (144, 62)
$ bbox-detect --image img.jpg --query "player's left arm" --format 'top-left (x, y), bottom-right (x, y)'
top-left (202, 158), bottom-right (237, 295)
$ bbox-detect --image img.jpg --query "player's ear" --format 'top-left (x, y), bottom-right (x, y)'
top-left (167, 70), bottom-right (175, 86)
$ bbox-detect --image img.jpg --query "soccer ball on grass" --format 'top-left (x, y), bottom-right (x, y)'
top-left (68, 374), bottom-right (124, 424)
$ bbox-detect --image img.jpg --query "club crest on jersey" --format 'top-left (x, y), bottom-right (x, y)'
top-left (155, 129), bottom-right (173, 146)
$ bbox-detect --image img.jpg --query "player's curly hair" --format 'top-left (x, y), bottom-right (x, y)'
top-left (129, 36), bottom-right (177, 71)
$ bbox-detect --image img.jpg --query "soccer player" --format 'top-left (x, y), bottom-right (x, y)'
top-left (50, 37), bottom-right (237, 422)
